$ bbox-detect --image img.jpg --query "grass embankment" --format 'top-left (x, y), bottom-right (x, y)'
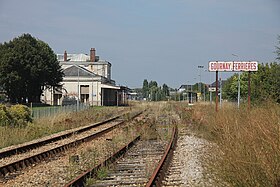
top-left (179, 102), bottom-right (280, 186)
top-left (0, 106), bottom-right (127, 149)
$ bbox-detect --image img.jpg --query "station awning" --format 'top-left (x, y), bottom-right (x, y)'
top-left (101, 84), bottom-right (120, 90)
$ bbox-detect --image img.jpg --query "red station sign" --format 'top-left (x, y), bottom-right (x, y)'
top-left (208, 61), bottom-right (258, 72)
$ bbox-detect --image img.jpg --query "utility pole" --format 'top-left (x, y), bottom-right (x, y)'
top-left (198, 65), bottom-right (204, 101)
top-left (232, 54), bottom-right (241, 108)
top-left (238, 72), bottom-right (240, 108)
top-left (219, 77), bottom-right (222, 108)
top-left (190, 85), bottom-right (192, 103)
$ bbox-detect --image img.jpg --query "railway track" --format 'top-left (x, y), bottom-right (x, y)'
top-left (0, 110), bottom-right (143, 179)
top-left (65, 126), bottom-right (178, 187)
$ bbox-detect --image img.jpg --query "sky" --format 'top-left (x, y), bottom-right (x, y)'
top-left (0, 0), bottom-right (279, 88)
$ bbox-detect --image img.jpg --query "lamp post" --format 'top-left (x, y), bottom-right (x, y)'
top-left (198, 65), bottom-right (204, 101)
top-left (190, 84), bottom-right (193, 103)
top-left (232, 54), bottom-right (241, 108)
top-left (191, 78), bottom-right (196, 103)
top-left (186, 81), bottom-right (190, 103)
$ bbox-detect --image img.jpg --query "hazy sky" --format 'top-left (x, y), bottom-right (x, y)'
top-left (0, 0), bottom-right (279, 88)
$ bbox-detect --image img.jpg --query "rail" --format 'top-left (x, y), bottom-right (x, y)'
top-left (146, 126), bottom-right (178, 187)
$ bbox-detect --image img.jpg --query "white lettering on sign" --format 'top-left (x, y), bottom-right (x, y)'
top-left (208, 61), bottom-right (258, 72)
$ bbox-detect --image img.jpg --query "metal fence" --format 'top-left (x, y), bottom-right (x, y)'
top-left (31, 103), bottom-right (90, 119)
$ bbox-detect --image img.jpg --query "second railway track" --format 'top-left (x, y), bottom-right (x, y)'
top-left (0, 110), bottom-right (143, 179)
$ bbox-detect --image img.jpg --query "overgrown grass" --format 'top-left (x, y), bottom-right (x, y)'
top-left (182, 102), bottom-right (280, 187)
top-left (0, 106), bottom-right (127, 149)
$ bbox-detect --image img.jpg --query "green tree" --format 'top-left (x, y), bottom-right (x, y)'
top-left (148, 80), bottom-right (158, 88)
top-left (0, 34), bottom-right (63, 103)
top-left (222, 63), bottom-right (280, 103)
top-left (251, 63), bottom-right (280, 103)
top-left (142, 79), bottom-right (149, 99)
top-left (276, 35), bottom-right (280, 61)
top-left (223, 73), bottom-right (248, 102)
top-left (162, 83), bottom-right (169, 97)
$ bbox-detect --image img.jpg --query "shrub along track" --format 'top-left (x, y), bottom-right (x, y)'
top-left (0, 110), bottom-right (143, 181)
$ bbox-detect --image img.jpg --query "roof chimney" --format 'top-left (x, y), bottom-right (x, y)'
top-left (64, 50), bottom-right (67, 61)
top-left (90, 48), bottom-right (96, 62)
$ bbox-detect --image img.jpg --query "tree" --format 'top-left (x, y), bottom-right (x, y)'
top-left (141, 79), bottom-right (170, 101)
top-left (251, 63), bottom-right (280, 103)
top-left (222, 73), bottom-right (248, 102)
top-left (148, 80), bottom-right (158, 88)
top-left (142, 79), bottom-right (149, 99)
top-left (276, 35), bottom-right (280, 62)
top-left (222, 63), bottom-right (280, 103)
top-left (162, 83), bottom-right (169, 97)
top-left (0, 34), bottom-right (63, 103)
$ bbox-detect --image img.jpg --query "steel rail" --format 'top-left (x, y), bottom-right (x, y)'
top-left (146, 126), bottom-right (178, 187)
top-left (0, 111), bottom-right (143, 177)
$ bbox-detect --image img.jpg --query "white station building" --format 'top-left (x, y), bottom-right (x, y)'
top-left (41, 48), bottom-right (128, 106)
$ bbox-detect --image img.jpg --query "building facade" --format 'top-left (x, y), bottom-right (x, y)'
top-left (42, 48), bottom-right (128, 106)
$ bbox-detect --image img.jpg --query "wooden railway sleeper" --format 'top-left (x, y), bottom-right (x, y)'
top-left (8, 166), bottom-right (15, 173)
top-left (0, 168), bottom-right (8, 176)
top-left (20, 161), bottom-right (26, 169)
top-left (25, 159), bottom-right (31, 167)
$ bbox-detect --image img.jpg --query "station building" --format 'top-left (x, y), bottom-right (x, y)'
top-left (42, 48), bottom-right (128, 106)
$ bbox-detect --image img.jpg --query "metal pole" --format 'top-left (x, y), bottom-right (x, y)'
top-left (219, 77), bottom-right (222, 108)
top-left (248, 71), bottom-right (251, 110)
top-left (238, 72), bottom-right (240, 108)
top-left (199, 71), bottom-right (201, 97)
top-left (215, 71), bottom-right (218, 112)
top-left (96, 81), bottom-right (98, 106)
top-left (187, 84), bottom-right (189, 103)
top-left (232, 54), bottom-right (241, 109)
top-left (191, 85), bottom-right (193, 103)
top-left (203, 84), bottom-right (206, 102)
top-left (77, 66), bottom-right (80, 111)
top-left (198, 65), bottom-right (204, 101)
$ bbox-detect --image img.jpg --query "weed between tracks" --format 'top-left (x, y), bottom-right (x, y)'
top-left (178, 102), bottom-right (280, 187)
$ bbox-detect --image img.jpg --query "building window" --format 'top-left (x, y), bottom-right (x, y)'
top-left (80, 85), bottom-right (89, 103)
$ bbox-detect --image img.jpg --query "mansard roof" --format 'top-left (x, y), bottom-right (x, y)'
top-left (63, 65), bottom-right (99, 77)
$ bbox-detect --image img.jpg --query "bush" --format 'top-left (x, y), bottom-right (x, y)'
top-left (8, 104), bottom-right (32, 126)
top-left (0, 104), bottom-right (32, 127)
top-left (0, 104), bottom-right (11, 126)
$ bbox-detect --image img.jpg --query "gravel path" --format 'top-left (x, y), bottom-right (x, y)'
top-left (162, 128), bottom-right (216, 187)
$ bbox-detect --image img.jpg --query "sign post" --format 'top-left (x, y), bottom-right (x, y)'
top-left (248, 71), bottom-right (251, 110)
top-left (208, 61), bottom-right (258, 111)
top-left (215, 71), bottom-right (218, 112)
